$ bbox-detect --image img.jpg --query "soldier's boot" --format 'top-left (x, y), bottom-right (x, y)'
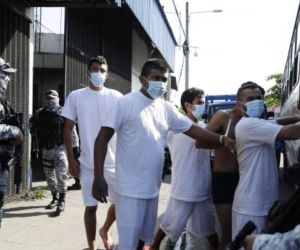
top-left (55, 192), bottom-right (66, 215)
top-left (45, 191), bottom-right (58, 209)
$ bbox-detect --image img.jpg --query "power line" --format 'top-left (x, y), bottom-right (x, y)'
top-left (171, 0), bottom-right (186, 39)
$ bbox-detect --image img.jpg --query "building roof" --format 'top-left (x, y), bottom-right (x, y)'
top-left (121, 0), bottom-right (177, 71)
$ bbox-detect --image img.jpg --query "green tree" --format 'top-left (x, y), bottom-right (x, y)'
top-left (265, 73), bottom-right (283, 107)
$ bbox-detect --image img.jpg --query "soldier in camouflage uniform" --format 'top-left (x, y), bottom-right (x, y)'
top-left (0, 57), bottom-right (23, 227)
top-left (30, 90), bottom-right (68, 216)
top-left (245, 224), bottom-right (300, 250)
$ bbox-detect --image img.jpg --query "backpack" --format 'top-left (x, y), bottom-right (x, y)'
top-left (37, 106), bottom-right (64, 149)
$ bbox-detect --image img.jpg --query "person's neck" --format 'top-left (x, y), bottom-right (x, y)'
top-left (89, 83), bottom-right (103, 91)
top-left (233, 107), bottom-right (244, 119)
top-left (187, 113), bottom-right (197, 123)
top-left (140, 88), bottom-right (154, 100)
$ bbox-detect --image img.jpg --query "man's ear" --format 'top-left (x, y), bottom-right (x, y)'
top-left (139, 75), bottom-right (148, 89)
top-left (139, 75), bottom-right (143, 83)
top-left (184, 102), bottom-right (192, 112)
top-left (237, 100), bottom-right (246, 111)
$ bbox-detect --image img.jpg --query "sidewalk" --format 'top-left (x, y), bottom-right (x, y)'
top-left (0, 168), bottom-right (294, 250)
top-left (0, 177), bottom-right (172, 250)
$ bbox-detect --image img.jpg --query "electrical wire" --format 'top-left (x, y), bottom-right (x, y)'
top-left (171, 0), bottom-right (186, 39)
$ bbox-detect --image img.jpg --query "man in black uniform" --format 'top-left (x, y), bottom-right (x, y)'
top-left (0, 57), bottom-right (23, 227)
top-left (30, 90), bottom-right (68, 216)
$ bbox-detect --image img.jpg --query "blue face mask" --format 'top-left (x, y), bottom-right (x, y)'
top-left (147, 81), bottom-right (167, 99)
top-left (245, 99), bottom-right (265, 118)
top-left (90, 72), bottom-right (105, 87)
top-left (192, 104), bottom-right (205, 120)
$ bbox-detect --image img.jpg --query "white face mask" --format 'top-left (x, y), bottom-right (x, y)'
top-left (90, 72), bottom-right (106, 87)
top-left (146, 80), bottom-right (167, 99)
top-left (192, 104), bottom-right (205, 120)
top-left (240, 99), bottom-right (265, 118)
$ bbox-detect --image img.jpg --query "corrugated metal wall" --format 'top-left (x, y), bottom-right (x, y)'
top-left (124, 0), bottom-right (176, 71)
top-left (131, 28), bottom-right (150, 91)
top-left (0, 4), bottom-right (31, 197)
top-left (64, 8), bottom-right (132, 96)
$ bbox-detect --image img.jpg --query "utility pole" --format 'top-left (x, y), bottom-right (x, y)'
top-left (184, 3), bottom-right (222, 90)
top-left (185, 2), bottom-right (189, 90)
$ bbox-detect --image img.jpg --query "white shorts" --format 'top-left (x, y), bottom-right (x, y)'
top-left (115, 194), bottom-right (159, 250)
top-left (232, 211), bottom-right (267, 240)
top-left (80, 168), bottom-right (116, 207)
top-left (161, 197), bottom-right (216, 242)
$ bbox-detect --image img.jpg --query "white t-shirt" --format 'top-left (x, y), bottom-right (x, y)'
top-left (168, 120), bottom-right (212, 202)
top-left (104, 91), bottom-right (193, 199)
top-left (233, 117), bottom-right (283, 216)
top-left (61, 87), bottom-right (122, 174)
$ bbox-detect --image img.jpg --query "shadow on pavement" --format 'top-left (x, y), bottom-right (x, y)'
top-left (3, 205), bottom-right (50, 218)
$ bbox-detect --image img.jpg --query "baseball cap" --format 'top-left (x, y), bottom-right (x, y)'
top-left (0, 57), bottom-right (17, 74)
top-left (45, 90), bottom-right (59, 99)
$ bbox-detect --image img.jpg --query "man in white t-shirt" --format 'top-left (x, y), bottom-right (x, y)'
top-left (92, 58), bottom-right (235, 250)
top-left (62, 56), bottom-right (122, 250)
top-left (151, 87), bottom-right (218, 250)
top-left (232, 82), bottom-right (300, 239)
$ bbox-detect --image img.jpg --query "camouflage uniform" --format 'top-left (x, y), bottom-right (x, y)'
top-left (42, 144), bottom-right (68, 193)
top-left (31, 105), bottom-right (68, 193)
top-left (30, 99), bottom-right (68, 214)
top-left (0, 124), bottom-right (20, 193)
top-left (0, 58), bottom-right (21, 226)
top-left (253, 224), bottom-right (300, 250)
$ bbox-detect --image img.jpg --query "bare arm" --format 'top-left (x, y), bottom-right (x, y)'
top-left (64, 118), bottom-right (75, 161)
top-left (276, 115), bottom-right (300, 125)
top-left (92, 127), bottom-right (115, 203)
top-left (277, 123), bottom-right (300, 140)
top-left (184, 124), bottom-right (235, 152)
top-left (64, 118), bottom-right (80, 178)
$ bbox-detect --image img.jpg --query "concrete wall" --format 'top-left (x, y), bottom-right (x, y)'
top-left (34, 53), bottom-right (64, 69)
top-left (35, 33), bottom-right (64, 54)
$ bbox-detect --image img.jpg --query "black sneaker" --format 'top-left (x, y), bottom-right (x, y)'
top-left (67, 183), bottom-right (81, 190)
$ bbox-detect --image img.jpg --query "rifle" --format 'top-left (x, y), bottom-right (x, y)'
top-left (224, 165), bottom-right (300, 250)
top-left (225, 221), bottom-right (256, 250)
top-left (264, 164), bottom-right (300, 234)
top-left (31, 127), bottom-right (40, 160)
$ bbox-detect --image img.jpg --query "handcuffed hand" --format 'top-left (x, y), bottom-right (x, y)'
top-left (223, 135), bottom-right (236, 154)
top-left (92, 176), bottom-right (108, 203)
